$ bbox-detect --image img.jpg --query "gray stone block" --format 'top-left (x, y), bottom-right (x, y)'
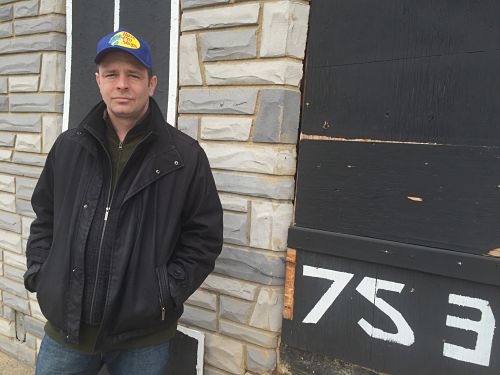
top-left (214, 245), bottom-right (285, 285)
top-left (177, 116), bottom-right (198, 140)
top-left (0, 211), bottom-right (21, 233)
top-left (3, 291), bottom-right (30, 314)
top-left (0, 20), bottom-right (12, 38)
top-left (0, 4), bottom-right (12, 22)
top-left (223, 211), bottom-right (248, 245)
top-left (0, 77), bottom-right (6, 93)
top-left (247, 346), bottom-right (277, 374)
top-left (219, 295), bottom-right (253, 324)
top-left (12, 152), bottom-right (46, 167)
top-left (254, 89), bottom-right (301, 144)
top-left (14, 14), bottom-right (65, 35)
top-left (16, 198), bottom-right (35, 217)
top-left (204, 333), bottom-right (245, 375)
top-left (4, 264), bottom-right (24, 282)
top-left (0, 161), bottom-right (42, 178)
top-left (13, 0), bottom-right (38, 17)
top-left (15, 177), bottom-right (36, 199)
top-left (0, 114), bottom-right (42, 132)
top-left (2, 305), bottom-right (15, 321)
top-left (213, 171), bottom-right (295, 200)
top-left (179, 88), bottom-right (258, 115)
top-left (0, 33), bottom-right (65, 54)
top-left (0, 133), bottom-right (15, 147)
top-left (186, 289), bottom-right (217, 310)
top-left (202, 274), bottom-right (258, 301)
top-left (200, 29), bottom-right (256, 61)
top-left (0, 53), bottom-right (41, 74)
top-left (181, 0), bottom-right (228, 9)
top-left (180, 304), bottom-right (217, 331)
top-left (24, 315), bottom-right (45, 338)
top-left (219, 320), bottom-right (278, 348)
top-left (10, 93), bottom-right (63, 113)
top-left (0, 334), bottom-right (36, 366)
top-left (0, 276), bottom-right (27, 298)
top-left (0, 95), bottom-right (8, 111)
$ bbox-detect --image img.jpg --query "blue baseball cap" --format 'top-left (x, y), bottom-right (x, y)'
top-left (95, 29), bottom-right (153, 70)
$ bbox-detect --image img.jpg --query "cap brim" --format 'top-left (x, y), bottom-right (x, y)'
top-left (94, 46), bottom-right (151, 69)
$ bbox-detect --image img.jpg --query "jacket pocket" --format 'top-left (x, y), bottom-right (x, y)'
top-left (155, 265), bottom-right (172, 321)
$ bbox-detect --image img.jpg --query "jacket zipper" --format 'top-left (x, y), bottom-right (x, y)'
top-left (156, 268), bottom-right (166, 321)
top-left (87, 132), bottom-right (153, 324)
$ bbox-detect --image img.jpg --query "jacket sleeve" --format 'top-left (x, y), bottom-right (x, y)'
top-left (23, 136), bottom-right (59, 292)
top-left (167, 145), bottom-right (223, 307)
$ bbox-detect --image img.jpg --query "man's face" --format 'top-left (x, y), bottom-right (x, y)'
top-left (96, 50), bottom-right (157, 123)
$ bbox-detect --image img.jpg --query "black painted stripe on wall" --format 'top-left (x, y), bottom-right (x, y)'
top-left (120, 0), bottom-right (171, 119)
top-left (69, 0), bottom-right (114, 128)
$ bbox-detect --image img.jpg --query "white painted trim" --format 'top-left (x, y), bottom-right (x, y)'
top-left (167, 0), bottom-right (180, 126)
top-left (114, 0), bottom-right (120, 31)
top-left (62, 0), bottom-right (73, 132)
top-left (177, 325), bottom-right (205, 375)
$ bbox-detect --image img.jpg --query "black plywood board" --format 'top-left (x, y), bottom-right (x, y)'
top-left (282, 250), bottom-right (500, 375)
top-left (69, 1), bottom-right (114, 128)
top-left (294, 140), bottom-right (500, 255)
top-left (120, 0), bottom-right (172, 119)
top-left (302, 0), bottom-right (500, 146)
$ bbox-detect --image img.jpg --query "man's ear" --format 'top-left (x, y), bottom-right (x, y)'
top-left (148, 75), bottom-right (158, 96)
top-left (95, 72), bottom-right (100, 87)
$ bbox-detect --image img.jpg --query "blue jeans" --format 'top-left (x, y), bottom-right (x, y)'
top-left (35, 334), bottom-right (170, 375)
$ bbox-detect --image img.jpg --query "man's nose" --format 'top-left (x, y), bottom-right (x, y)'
top-left (116, 74), bottom-right (129, 89)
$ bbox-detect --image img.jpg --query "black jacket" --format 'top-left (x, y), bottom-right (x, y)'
top-left (24, 99), bottom-right (223, 349)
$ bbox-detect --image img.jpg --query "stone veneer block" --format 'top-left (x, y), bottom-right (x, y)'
top-left (12, 152), bottom-right (46, 167)
top-left (29, 300), bottom-right (45, 322)
top-left (219, 295), bottom-right (253, 324)
top-left (0, 95), bottom-right (8, 111)
top-left (179, 88), bottom-right (258, 115)
top-left (181, 0), bottom-right (228, 9)
top-left (3, 251), bottom-right (26, 269)
top-left (14, 14), bottom-right (65, 35)
top-left (0, 77), bottom-right (6, 93)
top-left (0, 53), bottom-right (41, 74)
top-left (205, 334), bottom-right (245, 374)
top-left (201, 142), bottom-right (296, 175)
top-left (39, 0), bottom-right (65, 14)
top-left (13, 0), bottom-right (38, 18)
top-left (205, 60), bottom-right (303, 86)
top-left (177, 116), bottom-right (199, 140)
top-left (15, 177), bottom-right (36, 199)
top-left (0, 317), bottom-right (15, 338)
top-left (202, 274), bottom-right (258, 301)
top-left (21, 216), bottom-right (33, 239)
top-left (0, 276), bottom-right (27, 297)
top-left (3, 291), bottom-right (29, 315)
top-left (0, 133), bottom-right (15, 147)
top-left (15, 134), bottom-right (41, 153)
top-left (0, 192), bottom-right (15, 212)
top-left (246, 346), bottom-right (277, 374)
top-left (199, 29), bottom-right (256, 61)
top-left (3, 264), bottom-right (24, 282)
top-left (223, 211), bottom-right (248, 245)
top-left (0, 21), bottom-right (12, 38)
top-left (0, 331), bottom-right (36, 365)
top-left (8, 76), bottom-right (39, 92)
top-left (200, 117), bottom-right (252, 141)
top-left (10, 93), bottom-right (64, 113)
top-left (186, 289), bottom-right (217, 310)
top-left (0, 114), bottom-right (41, 132)
top-left (0, 4), bottom-right (13, 22)
top-left (214, 245), bottom-right (285, 285)
top-left (40, 52), bottom-right (66, 91)
top-left (0, 210), bottom-right (21, 233)
top-left (219, 320), bottom-right (278, 348)
top-left (181, 3), bottom-right (259, 31)
top-left (249, 287), bottom-right (284, 332)
top-left (203, 366), bottom-right (228, 375)
top-left (213, 171), bottom-right (295, 200)
top-left (219, 193), bottom-right (248, 212)
top-left (180, 304), bottom-right (217, 331)
top-left (0, 149), bottom-right (11, 161)
top-left (16, 197), bottom-right (35, 217)
top-left (250, 201), bottom-right (293, 251)
top-left (0, 33), bottom-right (65, 54)
top-left (0, 175), bottom-right (15, 193)
top-left (261, 1), bottom-right (310, 59)
top-left (0, 228), bottom-right (21, 251)
top-left (0, 161), bottom-right (42, 178)
top-left (253, 89), bottom-right (301, 144)
top-left (179, 34), bottom-right (202, 86)
top-left (42, 114), bottom-right (62, 153)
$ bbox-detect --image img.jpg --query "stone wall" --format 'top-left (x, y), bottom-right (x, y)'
top-left (0, 0), bottom-right (311, 373)
top-left (0, 0), bottom-right (65, 365)
top-left (177, 1), bottom-right (309, 374)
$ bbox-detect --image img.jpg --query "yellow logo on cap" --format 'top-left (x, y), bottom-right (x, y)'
top-left (109, 31), bottom-right (141, 49)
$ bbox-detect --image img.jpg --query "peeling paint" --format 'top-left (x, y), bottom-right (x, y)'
top-left (407, 196), bottom-right (424, 202)
top-left (487, 248), bottom-right (500, 257)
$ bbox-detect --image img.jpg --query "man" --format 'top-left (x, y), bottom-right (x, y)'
top-left (23, 29), bottom-right (223, 374)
